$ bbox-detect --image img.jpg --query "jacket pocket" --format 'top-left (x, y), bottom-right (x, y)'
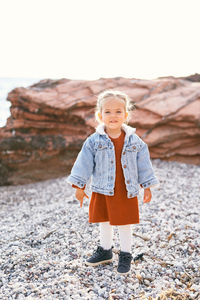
top-left (125, 143), bottom-right (141, 152)
top-left (94, 142), bottom-right (109, 151)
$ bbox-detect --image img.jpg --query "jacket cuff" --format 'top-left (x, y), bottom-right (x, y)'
top-left (66, 175), bottom-right (86, 189)
top-left (140, 178), bottom-right (159, 189)
top-left (72, 184), bottom-right (85, 190)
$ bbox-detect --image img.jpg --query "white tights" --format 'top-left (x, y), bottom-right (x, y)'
top-left (99, 221), bottom-right (132, 253)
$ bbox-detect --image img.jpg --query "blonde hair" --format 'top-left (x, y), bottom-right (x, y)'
top-left (95, 89), bottom-right (135, 124)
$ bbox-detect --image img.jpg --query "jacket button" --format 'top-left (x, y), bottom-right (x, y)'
top-left (123, 165), bottom-right (127, 168)
top-left (99, 144), bottom-right (102, 148)
top-left (123, 151), bottom-right (126, 155)
top-left (132, 146), bottom-right (136, 150)
top-left (127, 180), bottom-right (130, 184)
top-left (111, 176), bottom-right (113, 180)
top-left (130, 193), bottom-right (133, 197)
top-left (111, 160), bottom-right (114, 164)
top-left (109, 191), bottom-right (112, 194)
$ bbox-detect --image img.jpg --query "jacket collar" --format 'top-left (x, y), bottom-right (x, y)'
top-left (95, 123), bottom-right (136, 141)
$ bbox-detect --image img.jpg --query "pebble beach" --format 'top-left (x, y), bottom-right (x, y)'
top-left (0, 159), bottom-right (199, 300)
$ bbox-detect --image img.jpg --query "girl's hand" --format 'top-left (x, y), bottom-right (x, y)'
top-left (143, 188), bottom-right (152, 203)
top-left (75, 188), bottom-right (89, 208)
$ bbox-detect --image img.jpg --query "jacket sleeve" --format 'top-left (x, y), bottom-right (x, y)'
top-left (137, 141), bottom-right (159, 189)
top-left (66, 137), bottom-right (94, 189)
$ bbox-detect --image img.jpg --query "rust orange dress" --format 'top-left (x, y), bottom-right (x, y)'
top-left (73, 130), bottom-right (140, 226)
top-left (89, 130), bottom-right (139, 225)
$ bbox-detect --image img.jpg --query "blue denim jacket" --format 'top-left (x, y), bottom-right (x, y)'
top-left (67, 123), bottom-right (159, 198)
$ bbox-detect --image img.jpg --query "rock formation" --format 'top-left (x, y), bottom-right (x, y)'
top-left (0, 76), bottom-right (199, 185)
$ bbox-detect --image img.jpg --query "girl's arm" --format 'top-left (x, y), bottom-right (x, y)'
top-left (74, 187), bottom-right (89, 207)
top-left (72, 184), bottom-right (88, 207)
top-left (143, 187), bottom-right (152, 203)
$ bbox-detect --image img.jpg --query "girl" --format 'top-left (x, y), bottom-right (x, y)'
top-left (67, 90), bottom-right (159, 274)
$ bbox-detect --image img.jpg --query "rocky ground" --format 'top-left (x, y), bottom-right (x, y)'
top-left (0, 160), bottom-right (199, 300)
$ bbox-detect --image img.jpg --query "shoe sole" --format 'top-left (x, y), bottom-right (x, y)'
top-left (116, 269), bottom-right (131, 275)
top-left (85, 258), bottom-right (113, 266)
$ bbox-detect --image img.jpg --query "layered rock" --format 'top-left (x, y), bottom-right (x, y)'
top-left (0, 77), bottom-right (199, 185)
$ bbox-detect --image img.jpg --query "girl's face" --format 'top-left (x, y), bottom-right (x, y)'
top-left (98, 97), bottom-right (128, 132)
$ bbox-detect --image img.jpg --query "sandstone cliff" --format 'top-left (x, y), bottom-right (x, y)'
top-left (0, 77), bottom-right (199, 185)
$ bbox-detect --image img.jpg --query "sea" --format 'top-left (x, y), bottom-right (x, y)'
top-left (0, 77), bottom-right (42, 128)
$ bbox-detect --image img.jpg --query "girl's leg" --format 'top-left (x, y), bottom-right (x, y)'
top-left (118, 224), bottom-right (132, 253)
top-left (99, 221), bottom-right (113, 250)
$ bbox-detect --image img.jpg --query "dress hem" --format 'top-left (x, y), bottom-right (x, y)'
top-left (89, 219), bottom-right (140, 226)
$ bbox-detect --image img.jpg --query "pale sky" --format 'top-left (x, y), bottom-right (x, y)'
top-left (0, 0), bottom-right (200, 80)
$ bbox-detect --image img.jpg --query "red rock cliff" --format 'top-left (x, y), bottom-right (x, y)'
top-left (0, 77), bottom-right (199, 185)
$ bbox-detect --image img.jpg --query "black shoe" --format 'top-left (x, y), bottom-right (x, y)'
top-left (85, 246), bottom-right (113, 266)
top-left (117, 251), bottom-right (132, 274)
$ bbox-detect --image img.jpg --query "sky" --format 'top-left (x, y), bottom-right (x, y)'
top-left (0, 0), bottom-right (200, 80)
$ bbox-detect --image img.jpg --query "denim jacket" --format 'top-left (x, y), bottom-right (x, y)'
top-left (67, 123), bottom-right (159, 198)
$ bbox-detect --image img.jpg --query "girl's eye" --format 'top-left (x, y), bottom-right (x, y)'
top-left (117, 111), bottom-right (122, 113)
top-left (105, 111), bottom-right (110, 114)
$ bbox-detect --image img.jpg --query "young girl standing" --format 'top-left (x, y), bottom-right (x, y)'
top-left (67, 90), bottom-right (159, 274)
